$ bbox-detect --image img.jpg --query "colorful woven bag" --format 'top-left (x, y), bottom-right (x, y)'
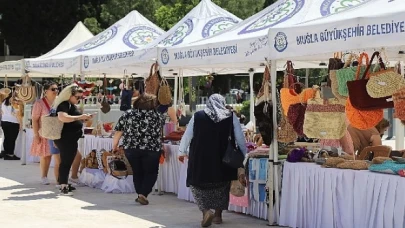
top-left (303, 90), bottom-right (346, 139)
top-left (345, 98), bottom-right (383, 130)
top-left (393, 87), bottom-right (405, 120)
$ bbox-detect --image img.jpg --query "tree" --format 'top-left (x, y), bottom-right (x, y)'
top-left (0, 0), bottom-right (80, 57)
top-left (263, 0), bottom-right (276, 8)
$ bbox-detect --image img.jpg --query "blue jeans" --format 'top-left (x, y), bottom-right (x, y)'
top-left (48, 140), bottom-right (60, 155)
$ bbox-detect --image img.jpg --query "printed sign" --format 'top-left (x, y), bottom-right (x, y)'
top-left (160, 19), bottom-right (194, 46)
top-left (123, 26), bottom-right (162, 49)
top-left (202, 17), bottom-right (239, 38)
top-left (238, 0), bottom-right (304, 35)
top-left (77, 26), bottom-right (118, 52)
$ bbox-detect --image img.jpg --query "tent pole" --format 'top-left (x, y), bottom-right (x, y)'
top-left (249, 69), bottom-right (255, 128)
top-left (395, 61), bottom-right (405, 150)
top-left (267, 60), bottom-right (279, 225)
top-left (21, 60), bottom-right (27, 165)
top-left (305, 68), bottom-right (309, 87)
top-left (173, 71), bottom-right (179, 112)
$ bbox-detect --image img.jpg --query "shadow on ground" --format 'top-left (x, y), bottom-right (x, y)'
top-left (0, 161), bottom-right (269, 228)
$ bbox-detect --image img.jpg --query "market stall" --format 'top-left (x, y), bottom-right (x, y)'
top-left (266, 0), bottom-right (405, 226)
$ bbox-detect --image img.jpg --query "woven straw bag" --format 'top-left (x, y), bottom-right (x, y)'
top-left (145, 63), bottom-right (161, 95)
top-left (17, 75), bottom-right (36, 103)
top-left (393, 87), bottom-right (405, 120)
top-left (322, 157), bottom-right (345, 168)
top-left (336, 160), bottom-right (369, 170)
top-left (278, 109), bottom-right (297, 143)
top-left (330, 70), bottom-right (347, 101)
top-left (357, 145), bottom-right (392, 160)
top-left (158, 78), bottom-right (172, 105)
top-left (39, 114), bottom-right (63, 140)
top-left (372, 157), bottom-right (392, 164)
top-left (366, 55), bottom-right (405, 98)
top-left (303, 90), bottom-right (346, 139)
top-left (345, 99), bottom-right (383, 130)
top-left (230, 168), bottom-right (246, 197)
top-left (280, 82), bottom-right (303, 116)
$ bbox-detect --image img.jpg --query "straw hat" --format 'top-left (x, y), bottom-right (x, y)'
top-left (0, 87), bottom-right (11, 96)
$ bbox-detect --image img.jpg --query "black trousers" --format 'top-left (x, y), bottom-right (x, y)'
top-left (1, 121), bottom-right (20, 155)
top-left (125, 149), bottom-right (160, 197)
top-left (54, 137), bottom-right (78, 185)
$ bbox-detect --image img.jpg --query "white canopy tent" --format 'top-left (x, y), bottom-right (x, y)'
top-left (1, 22), bottom-right (95, 78)
top-left (155, 0), bottom-right (365, 71)
top-left (266, 0), bottom-right (405, 224)
top-left (83, 0), bottom-right (242, 77)
top-left (24, 11), bottom-right (164, 77)
top-left (0, 61), bottom-right (23, 77)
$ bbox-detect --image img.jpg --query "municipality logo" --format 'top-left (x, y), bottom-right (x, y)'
top-left (83, 56), bottom-right (89, 69)
top-left (161, 48), bottom-right (169, 65)
top-left (274, 32), bottom-right (288, 52)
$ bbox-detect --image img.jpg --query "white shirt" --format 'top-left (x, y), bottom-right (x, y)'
top-left (1, 102), bottom-right (19, 124)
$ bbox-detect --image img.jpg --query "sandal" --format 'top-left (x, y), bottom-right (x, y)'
top-left (212, 216), bottom-right (223, 224)
top-left (201, 210), bottom-right (214, 227)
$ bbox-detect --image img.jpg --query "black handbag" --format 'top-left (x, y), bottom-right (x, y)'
top-left (222, 116), bottom-right (245, 169)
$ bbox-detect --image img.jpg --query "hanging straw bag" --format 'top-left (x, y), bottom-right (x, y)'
top-left (17, 75), bottom-right (36, 103)
top-left (145, 63), bottom-right (161, 95)
top-left (393, 87), bottom-right (405, 120)
top-left (0, 74), bottom-right (11, 96)
top-left (100, 74), bottom-right (111, 114)
top-left (366, 55), bottom-right (405, 98)
top-left (345, 98), bottom-right (383, 130)
top-left (303, 90), bottom-right (346, 139)
top-left (347, 52), bottom-right (394, 110)
top-left (254, 65), bottom-right (273, 145)
top-left (158, 77), bottom-right (172, 105)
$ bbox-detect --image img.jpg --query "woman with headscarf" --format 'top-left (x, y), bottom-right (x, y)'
top-left (178, 94), bottom-right (247, 227)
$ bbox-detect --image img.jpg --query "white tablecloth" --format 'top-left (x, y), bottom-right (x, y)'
top-left (280, 162), bottom-right (405, 228)
top-left (82, 135), bottom-right (114, 156)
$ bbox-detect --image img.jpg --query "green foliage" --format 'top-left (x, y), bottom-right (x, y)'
top-left (240, 100), bottom-right (250, 122)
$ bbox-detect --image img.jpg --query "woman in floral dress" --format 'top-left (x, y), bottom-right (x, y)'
top-left (30, 82), bottom-right (59, 185)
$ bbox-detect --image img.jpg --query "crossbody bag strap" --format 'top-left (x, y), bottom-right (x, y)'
top-left (42, 98), bottom-right (51, 112)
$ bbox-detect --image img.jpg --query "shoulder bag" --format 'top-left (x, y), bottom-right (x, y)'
top-left (222, 116), bottom-right (244, 169)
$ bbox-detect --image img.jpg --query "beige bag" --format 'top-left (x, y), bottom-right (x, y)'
top-left (39, 115), bottom-right (63, 140)
top-left (158, 78), bottom-right (172, 105)
top-left (230, 168), bottom-right (246, 197)
top-left (303, 90), bottom-right (346, 139)
top-left (145, 63), bottom-right (160, 95)
top-left (17, 75), bottom-right (36, 103)
top-left (100, 74), bottom-right (111, 114)
top-left (0, 74), bottom-right (11, 96)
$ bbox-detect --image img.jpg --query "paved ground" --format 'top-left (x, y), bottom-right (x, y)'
top-left (0, 160), bottom-right (275, 228)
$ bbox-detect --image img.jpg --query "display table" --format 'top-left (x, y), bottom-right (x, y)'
top-left (280, 162), bottom-right (405, 228)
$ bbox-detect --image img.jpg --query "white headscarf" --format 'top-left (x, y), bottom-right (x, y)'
top-left (204, 94), bottom-right (232, 123)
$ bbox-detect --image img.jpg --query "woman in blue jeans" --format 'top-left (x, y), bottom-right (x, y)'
top-left (113, 94), bottom-right (165, 205)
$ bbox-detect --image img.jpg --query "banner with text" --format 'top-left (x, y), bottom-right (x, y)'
top-left (269, 12), bottom-right (405, 60)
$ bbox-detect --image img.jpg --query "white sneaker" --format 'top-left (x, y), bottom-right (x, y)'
top-left (69, 178), bottom-right (85, 187)
top-left (41, 177), bottom-right (50, 185)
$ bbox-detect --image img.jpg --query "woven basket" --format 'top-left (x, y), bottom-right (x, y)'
top-left (158, 78), bottom-right (172, 105)
top-left (322, 157), bottom-right (345, 168)
top-left (39, 115), bottom-right (63, 140)
top-left (336, 160), bottom-right (369, 170)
